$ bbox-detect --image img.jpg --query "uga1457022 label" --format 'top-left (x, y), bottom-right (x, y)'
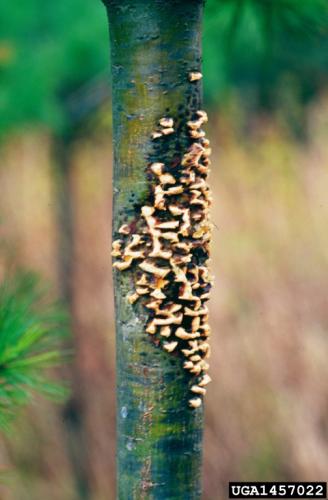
top-left (229, 482), bottom-right (327, 499)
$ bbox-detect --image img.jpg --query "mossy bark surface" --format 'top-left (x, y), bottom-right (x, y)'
top-left (103, 1), bottom-right (205, 498)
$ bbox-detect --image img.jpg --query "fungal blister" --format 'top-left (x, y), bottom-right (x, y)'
top-left (151, 131), bottom-right (162, 140)
top-left (189, 72), bottom-right (203, 82)
top-left (189, 398), bottom-right (202, 408)
top-left (112, 105), bottom-right (213, 408)
top-left (151, 116), bottom-right (175, 140)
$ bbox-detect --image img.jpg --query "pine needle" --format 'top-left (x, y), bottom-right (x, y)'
top-left (0, 272), bottom-right (70, 433)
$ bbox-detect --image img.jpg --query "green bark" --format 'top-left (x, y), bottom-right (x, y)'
top-left (103, 1), bottom-right (205, 498)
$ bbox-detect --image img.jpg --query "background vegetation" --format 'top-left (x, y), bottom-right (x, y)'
top-left (0, 0), bottom-right (327, 498)
top-left (0, 273), bottom-right (69, 440)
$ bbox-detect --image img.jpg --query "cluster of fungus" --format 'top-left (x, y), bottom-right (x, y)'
top-left (112, 101), bottom-right (212, 409)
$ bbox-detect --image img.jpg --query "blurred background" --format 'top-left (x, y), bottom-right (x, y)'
top-left (0, 0), bottom-right (328, 499)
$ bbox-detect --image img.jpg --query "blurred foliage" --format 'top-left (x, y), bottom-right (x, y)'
top-left (204, 0), bottom-right (328, 109)
top-left (0, 0), bottom-right (109, 134)
top-left (0, 0), bottom-right (327, 135)
top-left (0, 272), bottom-right (69, 433)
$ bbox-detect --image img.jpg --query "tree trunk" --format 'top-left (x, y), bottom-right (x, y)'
top-left (103, 1), bottom-right (207, 498)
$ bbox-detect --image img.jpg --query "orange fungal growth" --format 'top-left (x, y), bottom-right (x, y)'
top-left (189, 72), bottom-right (203, 82)
top-left (112, 100), bottom-right (213, 408)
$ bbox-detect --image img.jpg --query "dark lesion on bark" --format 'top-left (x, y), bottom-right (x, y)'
top-left (112, 110), bottom-right (213, 408)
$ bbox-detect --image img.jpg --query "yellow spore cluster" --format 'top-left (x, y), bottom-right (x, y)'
top-left (112, 109), bottom-right (213, 408)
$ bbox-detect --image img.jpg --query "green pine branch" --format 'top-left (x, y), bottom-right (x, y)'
top-left (0, 272), bottom-right (70, 433)
top-left (207, 0), bottom-right (328, 40)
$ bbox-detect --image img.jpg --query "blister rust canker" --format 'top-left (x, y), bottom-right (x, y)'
top-left (111, 96), bottom-right (213, 407)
